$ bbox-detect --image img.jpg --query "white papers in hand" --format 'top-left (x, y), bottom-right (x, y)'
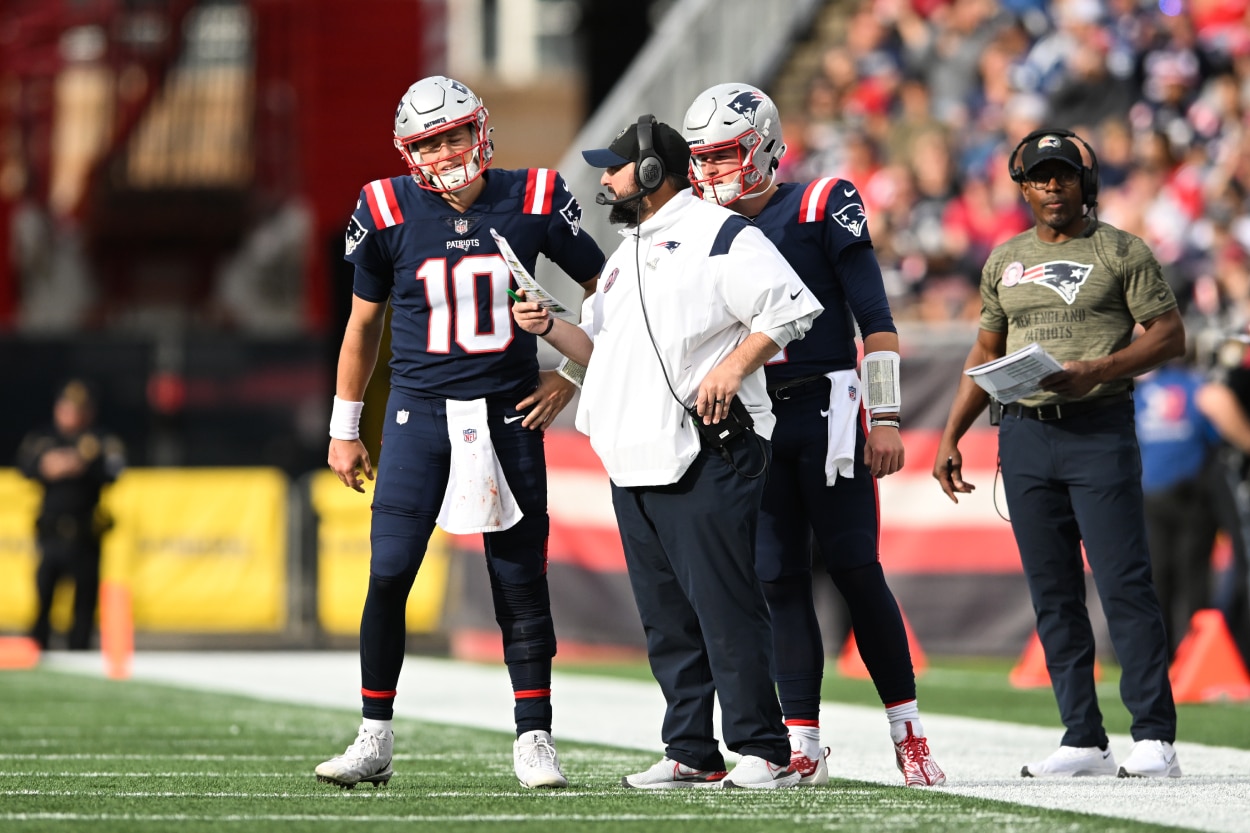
top-left (490, 228), bottom-right (575, 320)
top-left (963, 342), bottom-right (1064, 403)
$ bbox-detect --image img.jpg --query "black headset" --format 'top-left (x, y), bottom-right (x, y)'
top-left (635, 114), bottom-right (665, 194)
top-left (1008, 127), bottom-right (1100, 209)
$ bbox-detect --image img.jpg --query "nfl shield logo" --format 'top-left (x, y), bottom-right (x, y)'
top-left (462, 428), bottom-right (477, 443)
top-left (396, 409), bottom-right (409, 425)
top-left (454, 218), bottom-right (470, 235)
top-left (848, 385), bottom-right (858, 401)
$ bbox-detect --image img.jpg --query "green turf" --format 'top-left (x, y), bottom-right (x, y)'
top-left (564, 655), bottom-right (1250, 750)
top-left (0, 666), bottom-right (1212, 833)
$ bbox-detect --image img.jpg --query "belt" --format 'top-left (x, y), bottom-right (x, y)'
top-left (768, 374), bottom-right (830, 400)
top-left (1002, 391), bottom-right (1132, 422)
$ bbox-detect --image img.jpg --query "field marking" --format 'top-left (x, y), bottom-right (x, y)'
top-left (41, 651), bottom-right (1250, 833)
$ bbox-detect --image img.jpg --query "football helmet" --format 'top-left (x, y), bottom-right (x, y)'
top-left (393, 76), bottom-right (493, 192)
top-left (682, 82), bottom-right (785, 206)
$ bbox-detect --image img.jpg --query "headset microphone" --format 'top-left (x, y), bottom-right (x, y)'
top-left (595, 191), bottom-right (645, 206)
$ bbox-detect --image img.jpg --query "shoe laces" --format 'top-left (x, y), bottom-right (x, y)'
top-left (897, 733), bottom-right (932, 765)
top-left (345, 730), bottom-right (385, 763)
top-left (519, 734), bottom-right (559, 770)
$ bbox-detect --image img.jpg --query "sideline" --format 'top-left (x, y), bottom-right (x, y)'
top-left (44, 651), bottom-right (1250, 832)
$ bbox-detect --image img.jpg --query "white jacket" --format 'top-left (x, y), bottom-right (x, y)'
top-left (577, 190), bottom-right (822, 487)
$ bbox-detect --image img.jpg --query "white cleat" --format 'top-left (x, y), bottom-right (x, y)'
top-left (894, 724), bottom-right (946, 786)
top-left (514, 730), bottom-right (568, 788)
top-left (1118, 740), bottom-right (1181, 778)
top-left (1022, 745), bottom-right (1116, 778)
top-left (791, 746), bottom-right (830, 786)
top-left (315, 725), bottom-right (394, 788)
top-left (722, 755), bottom-right (801, 789)
top-left (621, 757), bottom-right (728, 789)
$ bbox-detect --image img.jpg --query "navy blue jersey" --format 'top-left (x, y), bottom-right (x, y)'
top-left (345, 168), bottom-right (604, 400)
top-left (752, 179), bottom-right (896, 383)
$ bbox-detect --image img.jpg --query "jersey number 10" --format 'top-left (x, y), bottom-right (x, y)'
top-left (416, 254), bottom-right (514, 353)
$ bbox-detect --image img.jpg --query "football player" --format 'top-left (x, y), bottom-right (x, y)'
top-left (682, 83), bottom-right (945, 787)
top-left (316, 75), bottom-right (603, 790)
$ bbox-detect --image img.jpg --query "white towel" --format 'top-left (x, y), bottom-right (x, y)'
top-left (824, 369), bottom-right (861, 486)
top-left (436, 398), bottom-right (523, 534)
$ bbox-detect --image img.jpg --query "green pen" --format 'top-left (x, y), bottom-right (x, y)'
top-left (506, 288), bottom-right (522, 303)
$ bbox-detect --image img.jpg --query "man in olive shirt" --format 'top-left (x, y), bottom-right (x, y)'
top-left (933, 130), bottom-right (1185, 779)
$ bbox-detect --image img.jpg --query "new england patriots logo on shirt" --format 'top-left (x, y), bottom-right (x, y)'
top-left (656, 241), bottom-right (681, 252)
top-left (832, 203), bottom-right (867, 237)
top-left (729, 90), bottom-right (766, 125)
top-left (1007, 260), bottom-right (1094, 305)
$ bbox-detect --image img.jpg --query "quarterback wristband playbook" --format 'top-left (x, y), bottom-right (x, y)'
top-left (556, 356), bottom-right (587, 387)
top-left (329, 396), bottom-right (364, 441)
top-left (862, 350), bottom-right (902, 416)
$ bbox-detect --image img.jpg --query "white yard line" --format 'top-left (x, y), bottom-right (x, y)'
top-left (43, 651), bottom-right (1250, 832)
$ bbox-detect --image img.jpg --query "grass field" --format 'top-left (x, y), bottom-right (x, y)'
top-left (2, 656), bottom-right (1247, 832)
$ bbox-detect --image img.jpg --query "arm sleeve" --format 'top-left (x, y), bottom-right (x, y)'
top-left (838, 242), bottom-right (897, 337)
top-left (541, 172), bottom-right (606, 285)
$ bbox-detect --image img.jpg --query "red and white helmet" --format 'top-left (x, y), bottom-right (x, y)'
top-left (682, 82), bottom-right (786, 206)
top-left (393, 76), bottom-right (493, 192)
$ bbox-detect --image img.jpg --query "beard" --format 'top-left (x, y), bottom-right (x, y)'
top-left (606, 184), bottom-right (648, 225)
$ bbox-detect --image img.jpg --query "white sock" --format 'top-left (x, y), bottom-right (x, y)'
top-left (786, 722), bottom-right (821, 759)
top-left (885, 700), bottom-right (922, 744)
top-left (362, 718), bottom-right (393, 736)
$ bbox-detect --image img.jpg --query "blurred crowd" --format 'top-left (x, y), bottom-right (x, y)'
top-left (774, 0), bottom-right (1250, 329)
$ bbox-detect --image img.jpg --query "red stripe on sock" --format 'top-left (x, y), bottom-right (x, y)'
top-left (513, 688), bottom-right (551, 700)
top-left (361, 688), bottom-right (398, 699)
top-left (883, 698), bottom-right (917, 709)
top-left (785, 718), bottom-right (820, 728)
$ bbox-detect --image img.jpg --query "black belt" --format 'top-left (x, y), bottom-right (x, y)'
top-left (768, 374), bottom-right (830, 400)
top-left (1002, 391), bottom-right (1132, 422)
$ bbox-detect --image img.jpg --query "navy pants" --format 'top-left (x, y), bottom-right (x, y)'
top-left (999, 400), bottom-right (1176, 747)
top-left (756, 379), bottom-right (916, 711)
top-left (611, 435), bottom-right (790, 771)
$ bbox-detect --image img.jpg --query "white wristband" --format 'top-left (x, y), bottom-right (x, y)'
top-left (862, 350), bottom-right (901, 415)
top-left (329, 395), bottom-right (364, 441)
top-left (556, 356), bottom-right (587, 388)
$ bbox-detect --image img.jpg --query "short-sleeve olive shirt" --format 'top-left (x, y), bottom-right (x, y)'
top-left (979, 221), bottom-right (1177, 407)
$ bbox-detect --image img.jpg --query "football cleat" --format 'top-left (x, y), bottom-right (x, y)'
top-left (894, 722), bottom-right (946, 786)
top-left (791, 746), bottom-right (830, 786)
top-left (315, 724), bottom-right (394, 789)
top-left (722, 755), bottom-right (801, 789)
top-left (513, 730), bottom-right (568, 789)
top-left (1022, 745), bottom-right (1116, 778)
top-left (1117, 740), bottom-right (1181, 778)
top-left (622, 757), bottom-right (728, 789)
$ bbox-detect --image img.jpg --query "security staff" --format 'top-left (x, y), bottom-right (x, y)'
top-left (17, 380), bottom-right (125, 650)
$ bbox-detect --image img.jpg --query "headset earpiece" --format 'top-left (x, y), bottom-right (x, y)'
top-left (635, 114), bottom-right (665, 194)
top-left (1007, 127), bottom-right (1099, 209)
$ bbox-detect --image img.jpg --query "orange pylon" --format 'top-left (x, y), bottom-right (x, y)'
top-left (100, 581), bottom-right (133, 680)
top-left (1169, 609), bottom-right (1250, 703)
top-left (837, 607), bottom-right (928, 679)
top-left (0, 636), bottom-right (40, 669)
top-left (1009, 630), bottom-right (1103, 688)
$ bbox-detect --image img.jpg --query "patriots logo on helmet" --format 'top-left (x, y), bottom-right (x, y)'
top-left (832, 203), bottom-right (868, 237)
top-left (1017, 260), bottom-right (1093, 304)
top-left (728, 90), bottom-right (766, 126)
top-left (345, 216), bottom-right (369, 255)
top-left (656, 241), bottom-right (681, 252)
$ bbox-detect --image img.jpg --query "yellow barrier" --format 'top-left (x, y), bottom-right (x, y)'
top-left (0, 471), bottom-right (44, 631)
top-left (310, 470), bottom-right (449, 635)
top-left (101, 469), bottom-right (288, 631)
